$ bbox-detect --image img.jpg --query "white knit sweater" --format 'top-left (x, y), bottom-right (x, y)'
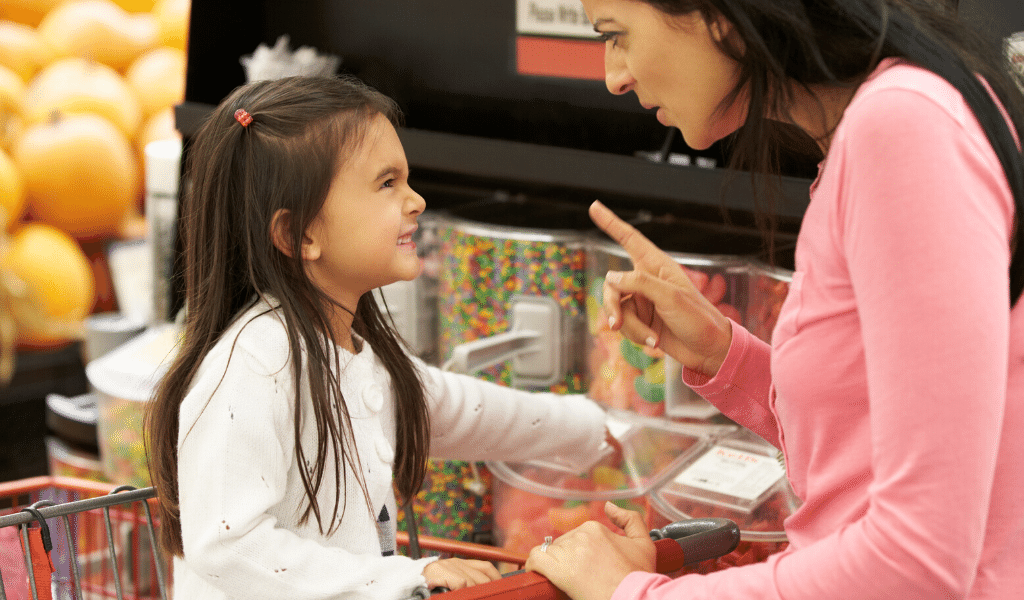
top-left (172, 302), bottom-right (606, 600)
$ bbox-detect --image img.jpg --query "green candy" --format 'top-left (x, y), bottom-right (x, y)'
top-left (620, 338), bottom-right (654, 370)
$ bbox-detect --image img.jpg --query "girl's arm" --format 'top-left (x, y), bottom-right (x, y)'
top-left (417, 360), bottom-right (606, 468)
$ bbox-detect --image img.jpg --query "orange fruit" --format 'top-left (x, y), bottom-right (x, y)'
top-left (125, 46), bottom-right (185, 118)
top-left (0, 20), bottom-right (56, 81)
top-left (153, 0), bottom-right (190, 52)
top-left (111, 0), bottom-right (158, 12)
top-left (0, 1), bottom-right (63, 28)
top-left (37, 0), bottom-right (158, 72)
top-left (14, 112), bottom-right (140, 240)
top-left (0, 147), bottom-right (25, 230)
top-left (2, 222), bottom-right (95, 348)
top-left (24, 57), bottom-right (142, 139)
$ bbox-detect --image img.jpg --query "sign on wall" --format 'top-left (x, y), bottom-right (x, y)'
top-left (514, 0), bottom-right (604, 81)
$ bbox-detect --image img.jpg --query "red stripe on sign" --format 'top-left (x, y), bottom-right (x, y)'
top-left (516, 36), bottom-right (604, 81)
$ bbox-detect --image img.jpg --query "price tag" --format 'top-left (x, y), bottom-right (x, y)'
top-left (674, 445), bottom-right (785, 502)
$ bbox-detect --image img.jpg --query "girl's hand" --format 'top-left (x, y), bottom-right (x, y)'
top-left (421, 558), bottom-right (500, 591)
top-left (589, 201), bottom-right (733, 377)
top-left (525, 502), bottom-right (656, 600)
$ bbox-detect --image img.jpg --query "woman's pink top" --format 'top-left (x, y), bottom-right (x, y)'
top-left (614, 59), bottom-right (1024, 599)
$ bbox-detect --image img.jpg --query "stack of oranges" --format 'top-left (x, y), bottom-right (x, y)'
top-left (0, 0), bottom-right (189, 373)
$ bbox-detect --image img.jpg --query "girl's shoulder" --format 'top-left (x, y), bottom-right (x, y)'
top-left (199, 302), bottom-right (292, 380)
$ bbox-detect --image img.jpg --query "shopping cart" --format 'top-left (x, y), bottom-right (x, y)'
top-left (0, 476), bottom-right (739, 600)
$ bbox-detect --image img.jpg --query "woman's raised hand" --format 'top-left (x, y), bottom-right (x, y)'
top-left (588, 201), bottom-right (733, 377)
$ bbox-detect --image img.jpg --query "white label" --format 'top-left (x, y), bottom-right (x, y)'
top-left (516, 0), bottom-right (598, 38)
top-left (1007, 31), bottom-right (1024, 78)
top-left (674, 445), bottom-right (785, 501)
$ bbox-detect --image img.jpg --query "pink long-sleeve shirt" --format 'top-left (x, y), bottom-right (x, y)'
top-left (614, 59), bottom-right (1024, 599)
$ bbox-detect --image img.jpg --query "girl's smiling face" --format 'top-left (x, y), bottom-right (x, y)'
top-left (581, 0), bottom-right (747, 150)
top-left (303, 114), bottom-right (426, 312)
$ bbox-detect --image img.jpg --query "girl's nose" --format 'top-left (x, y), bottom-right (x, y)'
top-left (407, 188), bottom-right (426, 215)
top-left (604, 50), bottom-right (634, 95)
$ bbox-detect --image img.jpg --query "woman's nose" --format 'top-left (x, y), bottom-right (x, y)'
top-left (604, 51), bottom-right (634, 95)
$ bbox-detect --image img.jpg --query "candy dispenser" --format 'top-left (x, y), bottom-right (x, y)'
top-left (437, 197), bottom-right (593, 392)
top-left (404, 197), bottom-right (594, 545)
top-left (489, 410), bottom-right (735, 557)
top-left (85, 324), bottom-right (180, 487)
top-left (585, 217), bottom-right (756, 419)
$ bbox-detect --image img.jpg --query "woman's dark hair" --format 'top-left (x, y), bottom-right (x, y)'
top-left (145, 75), bottom-right (431, 556)
top-left (646, 0), bottom-right (1024, 304)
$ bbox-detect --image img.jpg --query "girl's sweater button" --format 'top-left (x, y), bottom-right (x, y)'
top-left (376, 437), bottom-right (395, 463)
top-left (362, 384), bottom-right (384, 413)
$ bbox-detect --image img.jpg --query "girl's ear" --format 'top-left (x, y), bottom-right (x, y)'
top-left (270, 209), bottom-right (321, 261)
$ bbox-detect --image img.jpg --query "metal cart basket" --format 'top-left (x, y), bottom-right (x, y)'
top-left (0, 477), bottom-right (530, 600)
top-left (0, 476), bottom-right (738, 600)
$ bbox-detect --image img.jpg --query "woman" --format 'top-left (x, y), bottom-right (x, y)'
top-left (525, 1), bottom-right (1024, 599)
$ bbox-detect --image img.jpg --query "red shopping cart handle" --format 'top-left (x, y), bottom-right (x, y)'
top-left (428, 518), bottom-right (739, 600)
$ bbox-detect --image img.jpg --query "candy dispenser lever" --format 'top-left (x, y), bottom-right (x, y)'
top-left (509, 295), bottom-right (562, 387)
top-left (444, 330), bottom-right (541, 375)
top-left (443, 295), bottom-right (563, 387)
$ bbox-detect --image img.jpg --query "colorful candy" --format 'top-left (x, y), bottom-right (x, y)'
top-left (396, 459), bottom-right (494, 545)
top-left (97, 395), bottom-right (151, 487)
top-left (585, 240), bottom-right (747, 416)
top-left (438, 222), bottom-right (588, 393)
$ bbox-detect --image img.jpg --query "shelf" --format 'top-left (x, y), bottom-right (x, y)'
top-left (175, 101), bottom-right (812, 221)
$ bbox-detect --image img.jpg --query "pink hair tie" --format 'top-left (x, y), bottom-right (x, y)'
top-left (234, 108), bottom-right (253, 127)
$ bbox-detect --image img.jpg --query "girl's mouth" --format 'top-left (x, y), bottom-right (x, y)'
top-left (397, 234), bottom-right (413, 246)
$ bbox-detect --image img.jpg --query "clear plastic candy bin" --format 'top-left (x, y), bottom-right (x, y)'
top-left (488, 410), bottom-right (735, 557)
top-left (85, 324), bottom-right (180, 487)
top-left (744, 262), bottom-right (793, 344)
top-left (651, 428), bottom-right (802, 543)
top-left (585, 236), bottom-right (749, 419)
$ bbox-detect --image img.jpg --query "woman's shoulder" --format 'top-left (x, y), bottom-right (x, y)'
top-left (847, 58), bottom-right (975, 128)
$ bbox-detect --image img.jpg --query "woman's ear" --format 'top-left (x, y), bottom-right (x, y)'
top-left (270, 209), bottom-right (321, 261)
top-left (708, 12), bottom-right (734, 43)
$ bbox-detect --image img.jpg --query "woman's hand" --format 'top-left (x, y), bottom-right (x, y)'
top-left (589, 201), bottom-right (733, 377)
top-left (525, 502), bottom-right (656, 600)
top-left (421, 557), bottom-right (500, 591)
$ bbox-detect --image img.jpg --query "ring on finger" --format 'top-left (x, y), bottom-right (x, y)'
top-left (540, 536), bottom-right (552, 552)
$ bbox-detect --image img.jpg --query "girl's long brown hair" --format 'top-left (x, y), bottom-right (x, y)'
top-left (145, 76), bottom-right (431, 556)
top-left (646, 0), bottom-right (1024, 304)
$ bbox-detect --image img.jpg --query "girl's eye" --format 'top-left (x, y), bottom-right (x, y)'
top-left (597, 31), bottom-right (621, 48)
top-left (381, 178), bottom-right (395, 189)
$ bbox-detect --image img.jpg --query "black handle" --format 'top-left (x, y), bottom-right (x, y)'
top-left (649, 517), bottom-right (740, 566)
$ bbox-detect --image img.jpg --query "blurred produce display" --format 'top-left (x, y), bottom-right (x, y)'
top-left (0, 0), bottom-right (189, 379)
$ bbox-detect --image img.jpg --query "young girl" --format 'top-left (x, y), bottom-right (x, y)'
top-left (145, 75), bottom-right (609, 600)
top-left (526, 1), bottom-right (1024, 600)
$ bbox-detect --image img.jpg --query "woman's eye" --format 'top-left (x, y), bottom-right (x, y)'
top-left (597, 31), bottom-right (620, 47)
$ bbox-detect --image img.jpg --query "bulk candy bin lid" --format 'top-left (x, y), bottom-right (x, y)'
top-left (85, 324), bottom-right (181, 403)
top-left (487, 410), bottom-right (736, 501)
top-left (651, 428), bottom-right (802, 542)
